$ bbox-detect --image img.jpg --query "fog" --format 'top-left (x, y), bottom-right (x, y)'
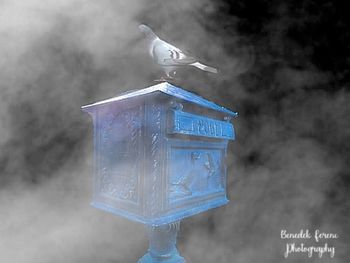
top-left (0, 1), bottom-right (348, 263)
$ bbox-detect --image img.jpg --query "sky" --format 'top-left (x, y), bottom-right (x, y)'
top-left (0, 1), bottom-right (349, 263)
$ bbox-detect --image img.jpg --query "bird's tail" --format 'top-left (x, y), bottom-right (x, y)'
top-left (190, 62), bottom-right (218, 74)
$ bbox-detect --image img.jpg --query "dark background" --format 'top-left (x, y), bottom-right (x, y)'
top-left (0, 0), bottom-right (348, 262)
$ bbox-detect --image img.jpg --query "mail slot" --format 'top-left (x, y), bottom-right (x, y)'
top-left (82, 82), bottom-right (237, 226)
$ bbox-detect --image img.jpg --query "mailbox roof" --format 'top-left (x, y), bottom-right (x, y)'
top-left (82, 82), bottom-right (238, 116)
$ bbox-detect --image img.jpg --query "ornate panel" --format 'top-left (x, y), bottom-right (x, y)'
top-left (168, 110), bottom-right (235, 140)
top-left (99, 106), bottom-right (142, 203)
top-left (168, 145), bottom-right (225, 204)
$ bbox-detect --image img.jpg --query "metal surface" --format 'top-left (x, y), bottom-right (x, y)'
top-left (82, 82), bottom-right (237, 262)
top-left (82, 82), bottom-right (238, 117)
top-left (168, 109), bottom-right (235, 140)
top-left (138, 222), bottom-right (184, 263)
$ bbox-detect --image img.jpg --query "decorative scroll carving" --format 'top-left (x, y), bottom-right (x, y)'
top-left (149, 104), bottom-right (162, 216)
top-left (99, 107), bottom-right (141, 202)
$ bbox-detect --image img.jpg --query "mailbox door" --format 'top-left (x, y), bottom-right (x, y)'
top-left (165, 139), bottom-right (228, 215)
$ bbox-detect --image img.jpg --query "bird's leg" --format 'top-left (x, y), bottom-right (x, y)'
top-left (166, 69), bottom-right (173, 79)
top-left (156, 74), bottom-right (173, 82)
top-left (153, 69), bottom-right (176, 82)
top-left (157, 76), bottom-right (172, 82)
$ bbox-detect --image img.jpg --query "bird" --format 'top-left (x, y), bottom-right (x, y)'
top-left (139, 24), bottom-right (218, 79)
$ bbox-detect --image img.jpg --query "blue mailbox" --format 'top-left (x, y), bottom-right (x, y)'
top-left (82, 82), bottom-right (237, 262)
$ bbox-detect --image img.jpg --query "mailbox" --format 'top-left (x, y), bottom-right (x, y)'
top-left (82, 82), bottom-right (237, 226)
top-left (82, 82), bottom-right (237, 262)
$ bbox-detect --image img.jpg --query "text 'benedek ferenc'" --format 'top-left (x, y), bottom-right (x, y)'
top-left (281, 229), bottom-right (338, 258)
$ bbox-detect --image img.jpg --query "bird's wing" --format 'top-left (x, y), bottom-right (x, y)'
top-left (163, 57), bottom-right (197, 65)
top-left (152, 39), bottom-right (197, 66)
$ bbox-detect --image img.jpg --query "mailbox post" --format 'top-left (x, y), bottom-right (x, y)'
top-left (82, 82), bottom-right (237, 263)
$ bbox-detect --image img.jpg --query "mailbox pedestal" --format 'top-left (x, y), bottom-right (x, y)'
top-left (82, 82), bottom-right (237, 262)
top-left (140, 222), bottom-right (183, 263)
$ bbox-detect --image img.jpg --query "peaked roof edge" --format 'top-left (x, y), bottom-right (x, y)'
top-left (82, 82), bottom-right (238, 117)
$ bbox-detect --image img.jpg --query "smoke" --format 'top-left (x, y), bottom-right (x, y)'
top-left (0, 1), bottom-right (349, 263)
top-left (0, 1), bottom-right (155, 262)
